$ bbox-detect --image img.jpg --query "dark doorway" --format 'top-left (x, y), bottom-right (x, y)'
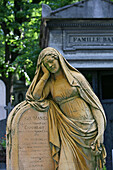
top-left (79, 69), bottom-right (113, 170)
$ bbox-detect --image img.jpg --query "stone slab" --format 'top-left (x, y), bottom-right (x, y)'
top-left (7, 105), bottom-right (54, 170)
top-left (0, 80), bottom-right (6, 120)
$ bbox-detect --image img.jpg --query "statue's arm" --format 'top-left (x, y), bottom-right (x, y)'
top-left (76, 73), bottom-right (105, 146)
top-left (90, 106), bottom-right (104, 145)
top-left (33, 63), bottom-right (50, 99)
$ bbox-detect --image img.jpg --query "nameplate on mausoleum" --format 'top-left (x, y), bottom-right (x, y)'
top-left (63, 30), bottom-right (113, 51)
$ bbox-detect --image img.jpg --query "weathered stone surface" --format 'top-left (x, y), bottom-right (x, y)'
top-left (47, 21), bottom-right (113, 69)
top-left (40, 0), bottom-right (113, 69)
top-left (7, 105), bottom-right (54, 170)
top-left (0, 80), bottom-right (6, 120)
top-left (42, 0), bottom-right (113, 19)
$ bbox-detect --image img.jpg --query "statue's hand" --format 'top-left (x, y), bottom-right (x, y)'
top-left (41, 63), bottom-right (50, 77)
top-left (94, 133), bottom-right (103, 145)
top-left (91, 134), bottom-right (103, 156)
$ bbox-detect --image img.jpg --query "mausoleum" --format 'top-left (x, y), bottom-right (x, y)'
top-left (40, 0), bottom-right (113, 169)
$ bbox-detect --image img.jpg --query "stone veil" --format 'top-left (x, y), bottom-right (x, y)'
top-left (7, 47), bottom-right (106, 170)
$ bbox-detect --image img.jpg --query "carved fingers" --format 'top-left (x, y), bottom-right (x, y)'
top-left (41, 63), bottom-right (50, 76)
top-left (91, 134), bottom-right (104, 156)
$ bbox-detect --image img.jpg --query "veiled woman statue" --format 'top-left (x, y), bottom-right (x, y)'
top-left (7, 47), bottom-right (106, 170)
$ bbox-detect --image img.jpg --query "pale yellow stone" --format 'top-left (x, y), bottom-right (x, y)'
top-left (7, 104), bottom-right (54, 170)
top-left (7, 47), bottom-right (107, 170)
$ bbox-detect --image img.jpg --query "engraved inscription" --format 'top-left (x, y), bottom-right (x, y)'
top-left (18, 108), bottom-right (54, 170)
top-left (69, 36), bottom-right (113, 44)
top-left (63, 30), bottom-right (113, 51)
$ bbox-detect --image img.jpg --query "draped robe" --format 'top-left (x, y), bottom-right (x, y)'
top-left (7, 47), bottom-right (106, 170)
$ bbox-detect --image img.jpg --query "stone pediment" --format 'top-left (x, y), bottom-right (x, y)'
top-left (42, 0), bottom-right (113, 19)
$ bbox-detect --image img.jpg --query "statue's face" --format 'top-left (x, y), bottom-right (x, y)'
top-left (43, 55), bottom-right (60, 73)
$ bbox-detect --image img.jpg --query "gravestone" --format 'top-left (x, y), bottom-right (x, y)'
top-left (0, 80), bottom-right (6, 140)
top-left (6, 104), bottom-right (54, 170)
top-left (0, 80), bottom-right (6, 120)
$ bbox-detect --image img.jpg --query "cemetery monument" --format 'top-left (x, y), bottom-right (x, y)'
top-left (6, 47), bottom-right (106, 170)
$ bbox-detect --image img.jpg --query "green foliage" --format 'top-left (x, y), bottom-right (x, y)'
top-left (0, 0), bottom-right (82, 84)
top-left (97, 166), bottom-right (106, 170)
top-left (46, 0), bottom-right (82, 9)
top-left (0, 135), bottom-right (6, 150)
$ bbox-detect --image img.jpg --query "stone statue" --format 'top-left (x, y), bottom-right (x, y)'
top-left (7, 47), bottom-right (106, 170)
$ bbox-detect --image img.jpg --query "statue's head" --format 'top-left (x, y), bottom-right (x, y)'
top-left (42, 54), bottom-right (60, 74)
top-left (37, 47), bottom-right (61, 73)
top-left (38, 47), bottom-right (59, 63)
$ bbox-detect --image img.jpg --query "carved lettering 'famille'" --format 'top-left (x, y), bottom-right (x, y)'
top-left (69, 36), bottom-right (113, 43)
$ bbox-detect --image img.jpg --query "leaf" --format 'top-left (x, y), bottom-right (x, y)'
top-left (0, 0), bottom-right (83, 81)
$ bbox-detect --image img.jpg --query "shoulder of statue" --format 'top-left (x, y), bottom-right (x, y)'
top-left (71, 70), bottom-right (92, 90)
top-left (71, 70), bottom-right (85, 82)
